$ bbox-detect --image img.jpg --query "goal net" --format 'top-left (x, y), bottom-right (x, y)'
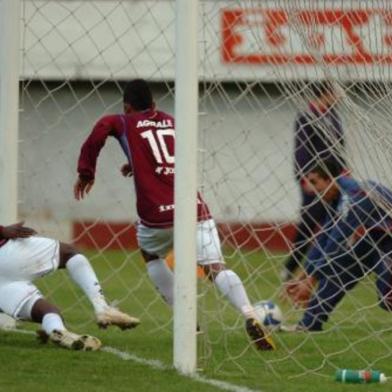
top-left (17, 0), bottom-right (392, 387)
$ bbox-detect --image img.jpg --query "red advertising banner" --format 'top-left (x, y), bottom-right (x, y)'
top-left (222, 8), bottom-right (392, 65)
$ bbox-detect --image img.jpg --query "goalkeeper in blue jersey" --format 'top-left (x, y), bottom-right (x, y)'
top-left (285, 160), bottom-right (392, 331)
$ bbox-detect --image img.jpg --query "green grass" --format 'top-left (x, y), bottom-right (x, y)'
top-left (1, 249), bottom-right (392, 392)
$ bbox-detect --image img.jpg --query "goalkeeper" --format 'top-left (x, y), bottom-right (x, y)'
top-left (285, 160), bottom-right (392, 331)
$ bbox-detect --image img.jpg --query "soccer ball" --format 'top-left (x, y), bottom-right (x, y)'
top-left (254, 300), bottom-right (283, 329)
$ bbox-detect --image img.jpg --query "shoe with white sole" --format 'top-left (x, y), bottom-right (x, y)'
top-left (42, 329), bottom-right (101, 351)
top-left (96, 306), bottom-right (140, 330)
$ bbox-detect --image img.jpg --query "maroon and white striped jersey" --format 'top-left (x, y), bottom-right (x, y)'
top-left (77, 109), bottom-right (211, 228)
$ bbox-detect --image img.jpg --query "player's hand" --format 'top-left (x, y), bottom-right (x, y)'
top-left (301, 177), bottom-right (316, 195)
top-left (284, 276), bottom-right (316, 308)
top-left (1, 221), bottom-right (37, 239)
top-left (74, 177), bottom-right (94, 200)
top-left (121, 163), bottom-right (133, 177)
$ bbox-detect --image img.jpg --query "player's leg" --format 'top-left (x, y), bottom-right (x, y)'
top-left (31, 298), bottom-right (101, 351)
top-left (141, 249), bottom-right (174, 306)
top-left (137, 223), bottom-right (174, 307)
top-left (58, 242), bottom-right (140, 329)
top-left (198, 219), bottom-right (275, 350)
top-left (0, 282), bottom-right (100, 351)
top-left (299, 277), bottom-right (348, 331)
top-left (203, 263), bottom-right (256, 319)
top-left (375, 261), bottom-right (392, 312)
top-left (298, 255), bottom-right (363, 331)
top-left (369, 234), bottom-right (392, 311)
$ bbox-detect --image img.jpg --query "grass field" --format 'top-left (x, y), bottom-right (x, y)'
top-left (1, 249), bottom-right (392, 392)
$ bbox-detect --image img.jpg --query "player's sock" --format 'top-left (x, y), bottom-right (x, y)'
top-left (66, 254), bottom-right (108, 313)
top-left (215, 270), bottom-right (258, 319)
top-left (42, 313), bottom-right (65, 335)
top-left (147, 259), bottom-right (174, 306)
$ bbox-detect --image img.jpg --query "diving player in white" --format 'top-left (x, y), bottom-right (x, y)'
top-left (0, 222), bottom-right (140, 350)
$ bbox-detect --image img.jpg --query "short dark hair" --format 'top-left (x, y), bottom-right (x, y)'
top-left (308, 81), bottom-right (335, 99)
top-left (123, 79), bottom-right (153, 111)
top-left (308, 160), bottom-right (342, 180)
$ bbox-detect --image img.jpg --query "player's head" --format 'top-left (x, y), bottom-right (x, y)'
top-left (306, 160), bottom-right (341, 202)
top-left (123, 79), bottom-right (154, 113)
top-left (308, 81), bottom-right (337, 109)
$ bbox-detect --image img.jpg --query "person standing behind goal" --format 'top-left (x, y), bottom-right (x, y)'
top-left (281, 81), bottom-right (346, 282)
top-left (74, 79), bottom-right (275, 351)
top-left (0, 222), bottom-right (139, 350)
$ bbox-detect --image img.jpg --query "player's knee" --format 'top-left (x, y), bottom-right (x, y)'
top-left (141, 249), bottom-right (160, 264)
top-left (203, 263), bottom-right (226, 282)
top-left (58, 242), bottom-right (79, 268)
top-left (24, 297), bottom-right (61, 322)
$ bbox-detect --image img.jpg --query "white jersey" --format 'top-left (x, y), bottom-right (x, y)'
top-left (0, 236), bottom-right (59, 319)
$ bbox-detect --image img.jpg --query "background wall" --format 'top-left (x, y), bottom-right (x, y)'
top-left (19, 82), bottom-right (300, 221)
top-left (17, 0), bottom-right (392, 247)
top-left (19, 81), bottom-right (389, 248)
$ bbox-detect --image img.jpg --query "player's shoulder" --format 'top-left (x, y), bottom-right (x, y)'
top-left (135, 110), bottom-right (174, 127)
top-left (362, 180), bottom-right (392, 205)
top-left (128, 109), bottom-right (173, 120)
top-left (338, 176), bottom-right (367, 202)
top-left (92, 114), bottom-right (125, 135)
top-left (155, 110), bottom-right (175, 123)
top-left (338, 175), bottom-right (360, 191)
top-left (96, 113), bottom-right (121, 124)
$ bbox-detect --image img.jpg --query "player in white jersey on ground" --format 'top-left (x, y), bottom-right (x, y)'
top-left (0, 222), bottom-right (140, 351)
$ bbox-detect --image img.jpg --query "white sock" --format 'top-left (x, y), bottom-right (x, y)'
top-left (66, 254), bottom-right (108, 313)
top-left (42, 313), bottom-right (65, 335)
top-left (147, 259), bottom-right (174, 307)
top-left (215, 270), bottom-right (258, 319)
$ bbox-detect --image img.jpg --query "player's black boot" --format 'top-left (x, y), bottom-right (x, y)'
top-left (246, 318), bottom-right (276, 351)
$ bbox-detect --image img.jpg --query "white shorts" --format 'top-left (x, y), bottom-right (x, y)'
top-left (137, 219), bottom-right (223, 265)
top-left (0, 236), bottom-right (60, 319)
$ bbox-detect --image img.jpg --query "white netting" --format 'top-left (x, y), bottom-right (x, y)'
top-left (18, 0), bottom-right (392, 387)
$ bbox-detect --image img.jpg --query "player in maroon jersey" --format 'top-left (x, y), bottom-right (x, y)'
top-left (74, 79), bottom-right (275, 350)
top-left (0, 222), bottom-right (139, 350)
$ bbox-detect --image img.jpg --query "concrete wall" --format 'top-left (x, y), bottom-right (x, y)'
top-left (16, 1), bottom-right (392, 243)
top-left (18, 82), bottom-right (392, 242)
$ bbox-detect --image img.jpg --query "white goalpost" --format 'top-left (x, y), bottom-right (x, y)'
top-left (173, 0), bottom-right (199, 375)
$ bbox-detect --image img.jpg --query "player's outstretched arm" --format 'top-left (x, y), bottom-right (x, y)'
top-left (75, 115), bottom-right (123, 200)
top-left (0, 221), bottom-right (37, 239)
top-left (74, 177), bottom-right (95, 200)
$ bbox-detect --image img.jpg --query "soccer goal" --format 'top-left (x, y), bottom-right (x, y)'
top-left (2, 0), bottom-right (392, 389)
